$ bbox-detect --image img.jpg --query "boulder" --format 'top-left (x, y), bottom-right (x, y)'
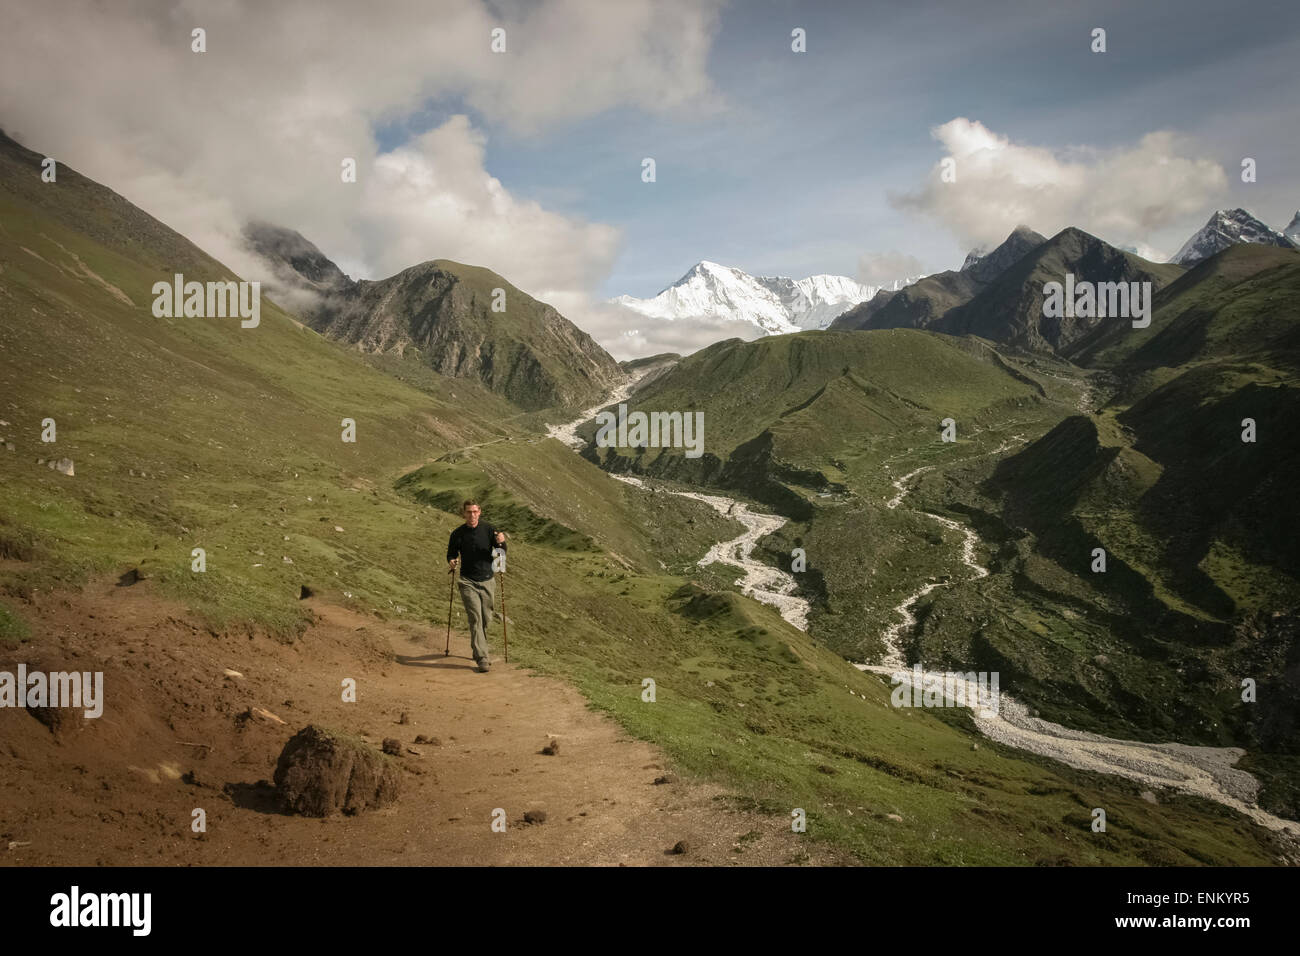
top-left (273, 725), bottom-right (401, 817)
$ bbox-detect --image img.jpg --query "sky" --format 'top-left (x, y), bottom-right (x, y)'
top-left (2, 0), bottom-right (1298, 359)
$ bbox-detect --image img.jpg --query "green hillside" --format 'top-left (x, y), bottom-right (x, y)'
top-left (1070, 243), bottom-right (1300, 373)
top-left (2, 131), bottom-right (1295, 863)
top-left (590, 238), bottom-right (1300, 821)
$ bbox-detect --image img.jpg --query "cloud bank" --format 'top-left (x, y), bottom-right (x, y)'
top-left (891, 118), bottom-right (1228, 258)
top-left (0, 0), bottom-right (722, 345)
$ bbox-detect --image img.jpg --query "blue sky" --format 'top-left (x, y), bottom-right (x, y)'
top-left (379, 0), bottom-right (1300, 298)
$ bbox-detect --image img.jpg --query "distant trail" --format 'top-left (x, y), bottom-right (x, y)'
top-left (557, 389), bottom-right (1300, 843)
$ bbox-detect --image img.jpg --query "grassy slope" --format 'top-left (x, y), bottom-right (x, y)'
top-left (596, 329), bottom-right (1086, 660)
top-left (907, 247), bottom-right (1300, 811)
top-left (0, 146), bottom-right (1291, 863)
top-left (593, 275), bottom-right (1299, 822)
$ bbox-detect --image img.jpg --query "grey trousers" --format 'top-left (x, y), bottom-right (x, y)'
top-left (458, 576), bottom-right (496, 662)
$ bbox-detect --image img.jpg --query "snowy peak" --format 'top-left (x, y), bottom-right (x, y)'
top-left (612, 261), bottom-right (922, 335)
top-left (1170, 208), bottom-right (1296, 265)
top-left (1284, 211), bottom-right (1300, 247)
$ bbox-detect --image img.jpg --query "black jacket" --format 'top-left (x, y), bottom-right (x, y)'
top-left (447, 522), bottom-right (505, 581)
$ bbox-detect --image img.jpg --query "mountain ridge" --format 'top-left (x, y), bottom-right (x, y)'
top-left (1170, 207), bottom-right (1297, 265)
top-left (243, 222), bottom-right (624, 412)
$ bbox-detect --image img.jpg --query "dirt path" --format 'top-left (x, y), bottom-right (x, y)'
top-left (0, 579), bottom-right (845, 866)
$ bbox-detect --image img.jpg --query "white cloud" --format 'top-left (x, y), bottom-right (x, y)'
top-left (0, 0), bottom-right (722, 346)
top-left (891, 118), bottom-right (1228, 252)
top-left (856, 250), bottom-right (926, 286)
top-left (552, 298), bottom-right (763, 361)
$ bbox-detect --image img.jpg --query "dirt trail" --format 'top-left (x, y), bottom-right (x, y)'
top-left (0, 579), bottom-right (844, 866)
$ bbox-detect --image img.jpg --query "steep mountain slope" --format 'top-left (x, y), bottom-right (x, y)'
top-left (937, 227), bottom-right (1184, 353)
top-left (244, 222), bottom-right (624, 412)
top-left (831, 226), bottom-right (1045, 332)
top-left (613, 259), bottom-right (919, 334)
top-left (1170, 208), bottom-right (1297, 265)
top-left (955, 249), bottom-right (1300, 797)
top-left (1071, 243), bottom-right (1300, 372)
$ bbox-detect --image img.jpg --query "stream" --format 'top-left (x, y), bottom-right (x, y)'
top-left (548, 392), bottom-right (1300, 842)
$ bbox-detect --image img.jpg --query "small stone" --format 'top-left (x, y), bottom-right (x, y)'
top-left (541, 738), bottom-right (560, 756)
top-left (886, 813), bottom-right (904, 823)
top-left (1140, 791), bottom-right (1158, 805)
top-left (282, 556), bottom-right (294, 564)
top-left (671, 840), bottom-right (689, 855)
top-left (382, 738), bottom-right (402, 756)
top-left (653, 774), bottom-right (678, 785)
top-left (334, 526), bottom-right (344, 533)
top-left (523, 809), bottom-right (548, 825)
top-left (971, 743), bottom-right (979, 751)
top-left (223, 669), bottom-right (244, 679)
top-left (398, 712), bottom-right (410, 725)
top-left (413, 735), bottom-right (441, 746)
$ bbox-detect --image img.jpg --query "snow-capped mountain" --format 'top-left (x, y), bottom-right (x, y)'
top-left (611, 261), bottom-right (922, 334)
top-left (1284, 211), bottom-right (1300, 247)
top-left (1170, 208), bottom-right (1297, 265)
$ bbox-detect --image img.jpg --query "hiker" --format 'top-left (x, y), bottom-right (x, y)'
top-left (446, 499), bottom-right (506, 673)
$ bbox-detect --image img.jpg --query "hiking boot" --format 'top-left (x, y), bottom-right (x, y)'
top-left (476, 660), bottom-right (491, 673)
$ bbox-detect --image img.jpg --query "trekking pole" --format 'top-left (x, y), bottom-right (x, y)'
top-left (445, 564), bottom-right (456, 656)
top-left (498, 567), bottom-right (508, 664)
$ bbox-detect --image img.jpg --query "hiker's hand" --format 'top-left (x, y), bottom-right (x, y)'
top-left (494, 531), bottom-right (505, 545)
top-left (448, 559), bottom-right (457, 571)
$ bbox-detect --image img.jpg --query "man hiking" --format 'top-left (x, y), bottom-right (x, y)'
top-left (446, 499), bottom-right (506, 672)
